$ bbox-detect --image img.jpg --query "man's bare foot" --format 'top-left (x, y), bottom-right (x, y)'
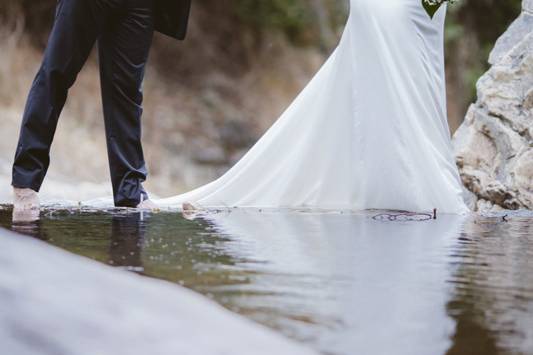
top-left (13, 187), bottom-right (40, 211)
top-left (182, 202), bottom-right (201, 220)
top-left (13, 187), bottom-right (40, 222)
top-left (137, 198), bottom-right (159, 211)
top-left (182, 202), bottom-right (198, 211)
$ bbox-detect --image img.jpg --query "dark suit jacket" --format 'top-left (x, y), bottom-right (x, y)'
top-left (154, 0), bottom-right (191, 40)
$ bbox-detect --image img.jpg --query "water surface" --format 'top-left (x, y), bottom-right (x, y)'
top-left (1, 206), bottom-right (532, 355)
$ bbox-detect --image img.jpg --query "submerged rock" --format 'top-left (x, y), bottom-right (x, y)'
top-left (453, 0), bottom-right (533, 211)
top-left (0, 228), bottom-right (317, 355)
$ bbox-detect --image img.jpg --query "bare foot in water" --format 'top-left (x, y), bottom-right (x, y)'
top-left (182, 202), bottom-right (200, 220)
top-left (13, 187), bottom-right (40, 222)
top-left (182, 202), bottom-right (197, 211)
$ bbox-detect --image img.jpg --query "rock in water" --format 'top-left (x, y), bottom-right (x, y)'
top-left (453, 0), bottom-right (533, 212)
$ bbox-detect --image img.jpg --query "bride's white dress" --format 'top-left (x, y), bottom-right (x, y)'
top-left (158, 0), bottom-right (469, 214)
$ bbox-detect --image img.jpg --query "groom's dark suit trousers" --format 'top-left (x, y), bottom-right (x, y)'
top-left (12, 0), bottom-right (155, 207)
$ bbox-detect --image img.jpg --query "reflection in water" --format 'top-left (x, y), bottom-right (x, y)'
top-left (0, 206), bottom-right (532, 355)
top-left (199, 210), bottom-right (464, 355)
top-left (10, 219), bottom-right (48, 241)
top-left (109, 213), bottom-right (146, 272)
top-left (446, 215), bottom-right (533, 355)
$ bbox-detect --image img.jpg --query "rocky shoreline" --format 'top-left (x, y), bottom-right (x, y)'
top-left (453, 0), bottom-right (533, 212)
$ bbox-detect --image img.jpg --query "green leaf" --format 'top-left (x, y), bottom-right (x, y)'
top-left (422, 1), bottom-right (443, 19)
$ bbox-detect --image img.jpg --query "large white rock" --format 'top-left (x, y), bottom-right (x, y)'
top-left (453, 0), bottom-right (533, 211)
top-left (0, 228), bottom-right (317, 355)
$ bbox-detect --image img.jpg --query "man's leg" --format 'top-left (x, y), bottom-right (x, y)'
top-left (12, 0), bottom-right (116, 192)
top-left (98, 0), bottom-right (155, 207)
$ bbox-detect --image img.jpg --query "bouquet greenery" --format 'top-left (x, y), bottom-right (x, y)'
top-left (422, 0), bottom-right (456, 18)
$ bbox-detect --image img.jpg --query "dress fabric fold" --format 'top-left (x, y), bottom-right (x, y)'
top-left (159, 0), bottom-right (469, 214)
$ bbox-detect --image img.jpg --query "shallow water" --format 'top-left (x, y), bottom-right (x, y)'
top-left (1, 206), bottom-right (532, 355)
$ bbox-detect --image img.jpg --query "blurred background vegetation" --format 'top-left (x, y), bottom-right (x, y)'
top-left (0, 0), bottom-right (522, 199)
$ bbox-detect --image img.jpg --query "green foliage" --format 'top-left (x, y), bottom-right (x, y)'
top-left (445, 0), bottom-right (521, 100)
top-left (232, 0), bottom-right (344, 45)
top-left (422, 1), bottom-right (444, 19)
top-left (234, 0), bottom-right (313, 33)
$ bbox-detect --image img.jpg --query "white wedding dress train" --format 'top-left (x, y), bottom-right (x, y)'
top-left (158, 0), bottom-right (469, 214)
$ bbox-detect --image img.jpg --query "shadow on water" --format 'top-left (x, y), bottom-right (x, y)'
top-left (0, 205), bottom-right (532, 355)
